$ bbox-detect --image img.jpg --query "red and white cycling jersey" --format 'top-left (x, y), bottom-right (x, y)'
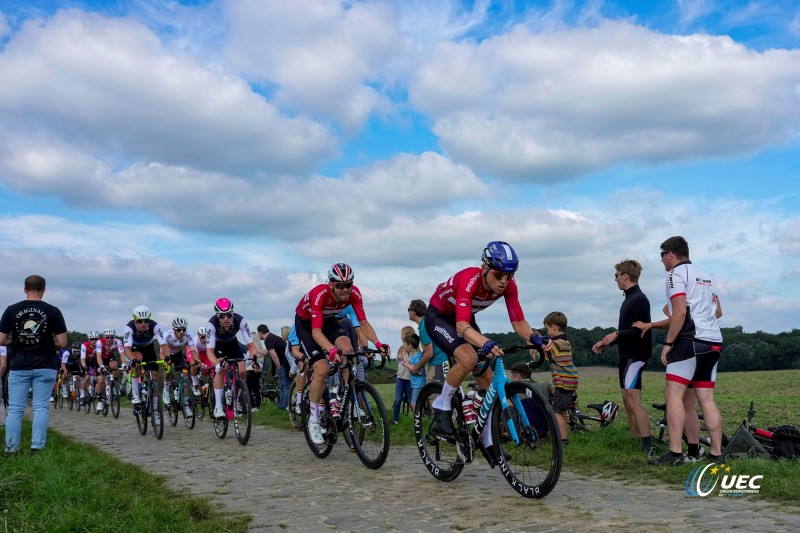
top-left (428, 266), bottom-right (525, 323)
top-left (97, 338), bottom-right (124, 360)
top-left (80, 340), bottom-right (99, 361)
top-left (295, 284), bottom-right (367, 329)
top-left (666, 260), bottom-right (723, 343)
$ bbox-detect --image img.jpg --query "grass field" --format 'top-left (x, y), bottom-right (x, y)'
top-left (254, 367), bottom-right (800, 505)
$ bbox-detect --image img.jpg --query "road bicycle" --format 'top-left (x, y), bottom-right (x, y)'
top-left (131, 359), bottom-right (166, 440)
top-left (414, 344), bottom-right (562, 499)
top-left (52, 371), bottom-right (65, 410)
top-left (164, 361), bottom-right (198, 430)
top-left (98, 367), bottom-right (121, 419)
top-left (83, 370), bottom-right (98, 414)
top-left (300, 349), bottom-right (390, 469)
top-left (66, 371), bottom-right (84, 411)
top-left (209, 357), bottom-right (252, 445)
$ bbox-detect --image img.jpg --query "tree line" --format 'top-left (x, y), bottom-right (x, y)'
top-left (486, 326), bottom-right (800, 372)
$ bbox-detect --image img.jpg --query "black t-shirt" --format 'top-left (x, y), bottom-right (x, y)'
top-left (614, 285), bottom-right (653, 362)
top-left (0, 299), bottom-right (67, 371)
top-left (263, 332), bottom-right (288, 369)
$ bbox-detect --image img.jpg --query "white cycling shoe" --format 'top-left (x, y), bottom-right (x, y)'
top-left (308, 421), bottom-right (325, 445)
top-left (213, 405), bottom-right (226, 419)
top-left (183, 405), bottom-right (193, 418)
top-left (96, 401), bottom-right (104, 411)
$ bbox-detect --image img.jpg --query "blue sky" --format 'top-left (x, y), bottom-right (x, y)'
top-left (0, 0), bottom-right (799, 346)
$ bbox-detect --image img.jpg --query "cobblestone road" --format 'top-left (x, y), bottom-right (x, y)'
top-left (48, 408), bottom-right (799, 532)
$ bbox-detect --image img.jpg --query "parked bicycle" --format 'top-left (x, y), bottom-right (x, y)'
top-left (209, 357), bottom-right (252, 445)
top-left (300, 349), bottom-right (390, 469)
top-left (414, 344), bottom-right (562, 499)
top-left (651, 401), bottom-right (730, 454)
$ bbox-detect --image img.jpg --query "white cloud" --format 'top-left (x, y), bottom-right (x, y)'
top-left (0, 9), bottom-right (335, 176)
top-left (410, 20), bottom-right (800, 181)
top-left (676, 0), bottom-right (715, 29)
top-left (0, 12), bottom-right (10, 40)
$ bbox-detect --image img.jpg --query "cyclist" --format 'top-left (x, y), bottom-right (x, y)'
top-left (162, 317), bottom-right (199, 417)
top-left (60, 342), bottom-right (84, 399)
top-left (123, 305), bottom-right (170, 415)
top-left (204, 298), bottom-right (258, 420)
top-left (79, 331), bottom-right (101, 406)
top-left (287, 325), bottom-right (307, 415)
top-left (294, 263), bottom-right (389, 445)
top-left (194, 325), bottom-right (211, 395)
top-left (425, 241), bottom-right (539, 460)
top-left (51, 345), bottom-right (70, 402)
top-left (95, 328), bottom-right (124, 411)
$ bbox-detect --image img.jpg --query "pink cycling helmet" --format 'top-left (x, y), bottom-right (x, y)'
top-left (214, 297), bottom-right (234, 314)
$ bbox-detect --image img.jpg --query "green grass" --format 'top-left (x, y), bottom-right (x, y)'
top-left (253, 369), bottom-right (800, 505)
top-left (0, 422), bottom-right (250, 533)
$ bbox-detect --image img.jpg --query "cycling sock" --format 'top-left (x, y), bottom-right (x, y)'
top-left (481, 412), bottom-right (494, 447)
top-left (310, 402), bottom-right (320, 423)
top-left (164, 381), bottom-right (172, 394)
top-left (355, 362), bottom-right (365, 381)
top-left (131, 382), bottom-right (140, 403)
top-left (79, 390), bottom-right (85, 398)
top-left (687, 443), bottom-right (700, 458)
top-left (669, 450), bottom-right (682, 458)
top-left (433, 382), bottom-right (456, 410)
top-left (214, 388), bottom-right (223, 407)
top-left (641, 436), bottom-right (652, 451)
top-left (296, 392), bottom-right (303, 404)
top-left (191, 375), bottom-right (200, 386)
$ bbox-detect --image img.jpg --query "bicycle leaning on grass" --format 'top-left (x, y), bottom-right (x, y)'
top-left (414, 344), bottom-right (563, 499)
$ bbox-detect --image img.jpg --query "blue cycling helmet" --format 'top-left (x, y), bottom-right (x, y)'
top-left (481, 241), bottom-right (519, 273)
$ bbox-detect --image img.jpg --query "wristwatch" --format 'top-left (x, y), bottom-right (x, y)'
top-left (663, 340), bottom-right (674, 346)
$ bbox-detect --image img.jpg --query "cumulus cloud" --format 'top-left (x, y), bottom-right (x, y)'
top-left (0, 9), bottom-right (335, 176)
top-left (410, 20), bottom-right (800, 181)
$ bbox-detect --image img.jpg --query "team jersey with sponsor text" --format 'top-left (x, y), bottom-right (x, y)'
top-left (428, 267), bottom-right (525, 324)
top-left (295, 284), bottom-right (367, 330)
top-left (665, 261), bottom-right (723, 343)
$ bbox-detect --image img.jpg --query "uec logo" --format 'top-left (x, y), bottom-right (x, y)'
top-left (686, 463), bottom-right (763, 497)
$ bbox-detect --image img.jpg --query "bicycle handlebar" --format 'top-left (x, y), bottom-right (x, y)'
top-left (491, 343), bottom-right (548, 369)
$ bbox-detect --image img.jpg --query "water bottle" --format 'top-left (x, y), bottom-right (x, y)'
top-left (462, 394), bottom-right (476, 426)
top-left (330, 392), bottom-right (341, 419)
top-left (472, 389), bottom-right (485, 417)
top-left (225, 388), bottom-right (233, 406)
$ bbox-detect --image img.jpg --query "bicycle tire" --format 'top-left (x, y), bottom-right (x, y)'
top-left (56, 389), bottom-right (64, 409)
top-left (211, 385), bottom-right (228, 439)
top-left (413, 382), bottom-right (465, 482)
top-left (348, 381), bottom-right (390, 469)
top-left (101, 388), bottom-right (109, 417)
top-left (151, 380), bottom-right (165, 440)
top-left (301, 387), bottom-right (334, 458)
top-left (491, 381), bottom-right (562, 499)
top-left (110, 382), bottom-right (120, 419)
top-left (182, 380), bottom-right (196, 430)
top-left (288, 380), bottom-right (302, 431)
top-left (136, 385), bottom-right (148, 436)
top-left (166, 382), bottom-right (179, 427)
top-left (233, 379), bottom-right (252, 445)
top-left (196, 384), bottom-right (207, 421)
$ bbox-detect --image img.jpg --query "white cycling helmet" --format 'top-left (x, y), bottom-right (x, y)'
top-left (132, 305), bottom-right (151, 320)
top-left (600, 400), bottom-right (620, 426)
top-left (102, 328), bottom-right (116, 337)
top-left (197, 326), bottom-right (209, 337)
top-left (328, 262), bottom-right (354, 283)
top-left (87, 330), bottom-right (100, 341)
top-left (172, 317), bottom-right (188, 329)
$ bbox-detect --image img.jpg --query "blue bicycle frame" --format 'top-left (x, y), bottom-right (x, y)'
top-left (471, 355), bottom-right (532, 445)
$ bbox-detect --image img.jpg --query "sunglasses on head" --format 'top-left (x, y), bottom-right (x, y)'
top-left (490, 270), bottom-right (514, 281)
top-left (135, 319), bottom-right (148, 324)
top-left (333, 282), bottom-right (353, 290)
top-left (174, 328), bottom-right (186, 333)
top-left (217, 312), bottom-right (233, 319)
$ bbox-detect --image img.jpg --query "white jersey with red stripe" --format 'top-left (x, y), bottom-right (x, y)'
top-left (428, 266), bottom-right (525, 323)
top-left (162, 329), bottom-right (197, 356)
top-left (97, 338), bottom-right (124, 360)
top-left (666, 260), bottom-right (722, 343)
top-left (80, 340), bottom-right (100, 360)
top-left (295, 284), bottom-right (367, 329)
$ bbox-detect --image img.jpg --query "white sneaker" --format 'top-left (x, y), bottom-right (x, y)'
top-left (96, 401), bottom-right (104, 411)
top-left (213, 405), bottom-right (225, 419)
top-left (50, 397), bottom-right (54, 403)
top-left (183, 405), bottom-right (193, 418)
top-left (61, 391), bottom-right (68, 398)
top-left (308, 421), bottom-right (325, 445)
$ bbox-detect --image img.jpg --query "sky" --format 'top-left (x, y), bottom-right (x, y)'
top-left (0, 0), bottom-right (799, 347)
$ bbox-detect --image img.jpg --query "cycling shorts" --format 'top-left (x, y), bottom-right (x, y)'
top-left (64, 362), bottom-right (83, 375)
top-left (294, 315), bottom-right (348, 366)
top-left (133, 343), bottom-right (159, 371)
top-left (619, 358), bottom-right (647, 390)
top-left (168, 350), bottom-right (189, 370)
top-left (213, 339), bottom-right (247, 363)
top-left (666, 339), bottom-right (723, 388)
top-left (424, 307), bottom-right (480, 359)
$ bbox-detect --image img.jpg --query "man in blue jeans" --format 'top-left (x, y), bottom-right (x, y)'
top-left (256, 324), bottom-right (291, 410)
top-left (0, 275), bottom-right (68, 453)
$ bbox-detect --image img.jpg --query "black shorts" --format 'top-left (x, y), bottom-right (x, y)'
top-left (618, 358), bottom-right (647, 390)
top-left (551, 388), bottom-right (573, 414)
top-left (294, 315), bottom-right (348, 365)
top-left (168, 350), bottom-right (188, 369)
top-left (213, 340), bottom-right (246, 362)
top-left (424, 307), bottom-right (480, 359)
top-left (64, 362), bottom-right (83, 375)
top-left (133, 343), bottom-right (159, 371)
top-left (666, 338), bottom-right (723, 388)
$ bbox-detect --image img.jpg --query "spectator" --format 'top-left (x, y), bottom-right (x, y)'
top-left (392, 325), bottom-right (414, 424)
top-left (0, 346), bottom-right (6, 426)
top-left (403, 334), bottom-right (425, 411)
top-left (0, 275), bottom-right (68, 453)
top-left (245, 356), bottom-right (262, 412)
top-left (591, 259), bottom-right (655, 455)
top-left (509, 362), bottom-right (551, 438)
top-left (256, 324), bottom-right (291, 410)
top-left (407, 299), bottom-right (449, 383)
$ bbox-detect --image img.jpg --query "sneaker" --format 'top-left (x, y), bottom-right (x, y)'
top-left (213, 405), bottom-right (225, 419)
top-left (392, 421), bottom-right (399, 425)
top-left (183, 405), bottom-right (193, 418)
top-left (430, 408), bottom-right (455, 438)
top-left (648, 451), bottom-right (685, 466)
top-left (96, 401), bottom-right (104, 411)
top-left (308, 421), bottom-right (325, 445)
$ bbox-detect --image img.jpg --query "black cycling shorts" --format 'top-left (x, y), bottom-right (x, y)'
top-left (294, 315), bottom-right (348, 365)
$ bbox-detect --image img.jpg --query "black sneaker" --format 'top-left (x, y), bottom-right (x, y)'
top-left (430, 408), bottom-right (455, 438)
top-left (648, 451), bottom-right (685, 466)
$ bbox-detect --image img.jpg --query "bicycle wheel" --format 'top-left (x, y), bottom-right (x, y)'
top-left (348, 381), bottom-right (390, 469)
top-left (136, 386), bottom-right (148, 436)
top-left (211, 385), bottom-right (228, 439)
top-left (413, 382), bottom-right (465, 482)
top-left (167, 382), bottom-right (179, 427)
top-left (110, 382), bottom-right (121, 419)
top-left (101, 387), bottom-right (109, 417)
top-left (151, 380), bottom-right (165, 440)
top-left (182, 380), bottom-right (196, 430)
top-left (196, 384), bottom-right (207, 421)
top-left (233, 379), bottom-right (252, 445)
top-left (288, 380), bottom-right (302, 431)
top-left (56, 388), bottom-right (64, 409)
top-left (492, 381), bottom-right (562, 499)
top-left (301, 388), bottom-right (334, 458)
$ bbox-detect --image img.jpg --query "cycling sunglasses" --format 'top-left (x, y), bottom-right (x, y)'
top-left (333, 282), bottom-right (353, 290)
top-left (490, 270), bottom-right (514, 281)
top-left (174, 328), bottom-right (186, 333)
top-left (135, 319), bottom-right (148, 324)
top-left (217, 312), bottom-right (233, 319)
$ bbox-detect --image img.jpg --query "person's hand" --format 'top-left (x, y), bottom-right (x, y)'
top-left (632, 321), bottom-right (651, 338)
top-left (530, 334), bottom-right (551, 349)
top-left (376, 342), bottom-right (389, 357)
top-left (481, 340), bottom-right (503, 358)
top-left (327, 347), bottom-right (340, 362)
top-left (591, 340), bottom-right (606, 354)
top-left (660, 344), bottom-right (671, 366)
